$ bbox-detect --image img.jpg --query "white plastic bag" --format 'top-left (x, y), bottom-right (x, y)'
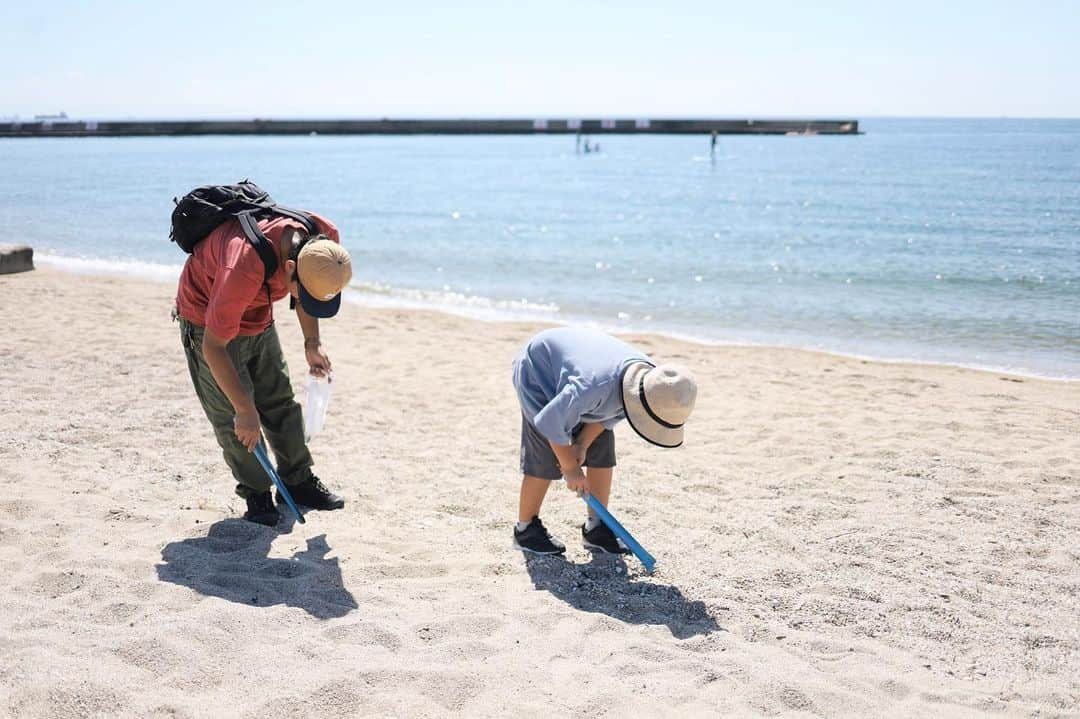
top-left (304, 373), bottom-right (333, 441)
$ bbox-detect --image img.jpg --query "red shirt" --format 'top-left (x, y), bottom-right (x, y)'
top-left (176, 212), bottom-right (339, 339)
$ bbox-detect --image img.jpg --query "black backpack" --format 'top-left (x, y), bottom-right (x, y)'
top-left (169, 180), bottom-right (318, 281)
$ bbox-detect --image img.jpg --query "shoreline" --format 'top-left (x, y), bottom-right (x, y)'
top-left (37, 252), bottom-right (1080, 384)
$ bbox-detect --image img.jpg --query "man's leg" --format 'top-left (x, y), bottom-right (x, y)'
top-left (247, 325), bottom-right (344, 510)
top-left (180, 320), bottom-right (271, 499)
top-left (246, 325), bottom-right (313, 486)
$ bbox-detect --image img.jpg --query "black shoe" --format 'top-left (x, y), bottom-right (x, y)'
top-left (582, 521), bottom-right (630, 554)
top-left (279, 476), bottom-right (345, 511)
top-left (513, 517), bottom-right (566, 555)
top-left (243, 492), bottom-right (280, 527)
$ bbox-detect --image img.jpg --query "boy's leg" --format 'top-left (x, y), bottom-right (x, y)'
top-left (180, 320), bottom-right (272, 499)
top-left (517, 414), bottom-right (563, 521)
top-left (518, 476), bottom-right (554, 523)
top-left (584, 467), bottom-right (614, 515)
top-left (247, 325), bottom-right (313, 486)
top-left (578, 429), bottom-right (627, 553)
top-left (582, 428), bottom-right (616, 514)
top-left (580, 464), bottom-right (628, 554)
top-left (513, 415), bottom-right (567, 553)
top-left (580, 432), bottom-right (628, 554)
top-left (514, 473), bottom-right (565, 555)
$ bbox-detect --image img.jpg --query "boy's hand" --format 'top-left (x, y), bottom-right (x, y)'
top-left (563, 467), bottom-right (590, 496)
top-left (571, 443), bottom-right (587, 467)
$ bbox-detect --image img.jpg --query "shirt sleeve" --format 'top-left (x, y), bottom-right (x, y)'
top-left (313, 214), bottom-right (340, 243)
top-left (600, 415), bottom-right (623, 431)
top-left (204, 240), bottom-right (265, 340)
top-left (532, 379), bottom-right (598, 445)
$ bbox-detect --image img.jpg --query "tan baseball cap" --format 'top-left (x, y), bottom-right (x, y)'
top-left (620, 361), bottom-right (697, 447)
top-left (296, 238), bottom-right (352, 318)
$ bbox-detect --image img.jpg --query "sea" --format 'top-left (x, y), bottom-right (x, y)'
top-left (1, 118), bottom-right (1077, 378)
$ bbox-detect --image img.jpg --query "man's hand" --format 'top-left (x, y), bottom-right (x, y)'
top-left (233, 404), bottom-right (261, 452)
top-left (563, 466), bottom-right (591, 496)
top-left (304, 339), bottom-right (332, 378)
top-left (201, 329), bottom-right (261, 453)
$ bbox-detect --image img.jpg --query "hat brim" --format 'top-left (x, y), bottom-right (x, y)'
top-left (620, 361), bottom-right (684, 448)
top-left (297, 281), bottom-right (342, 319)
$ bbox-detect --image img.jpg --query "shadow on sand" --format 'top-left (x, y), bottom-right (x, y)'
top-left (156, 516), bottom-right (357, 619)
top-left (524, 552), bottom-right (721, 639)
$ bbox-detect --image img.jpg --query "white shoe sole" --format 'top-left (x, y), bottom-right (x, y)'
top-left (582, 539), bottom-right (630, 555)
top-left (512, 539), bottom-right (566, 556)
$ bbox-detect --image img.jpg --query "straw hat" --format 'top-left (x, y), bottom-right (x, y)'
top-left (620, 362), bottom-right (697, 447)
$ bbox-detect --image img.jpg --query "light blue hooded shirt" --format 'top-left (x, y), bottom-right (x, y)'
top-left (512, 327), bottom-right (651, 445)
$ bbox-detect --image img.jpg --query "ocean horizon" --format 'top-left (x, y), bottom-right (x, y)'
top-left (4, 118), bottom-right (1078, 379)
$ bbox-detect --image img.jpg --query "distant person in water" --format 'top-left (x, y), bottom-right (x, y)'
top-left (510, 327), bottom-right (698, 555)
top-left (175, 207), bottom-right (353, 526)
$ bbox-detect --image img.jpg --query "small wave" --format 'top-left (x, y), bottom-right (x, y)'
top-left (343, 281), bottom-right (561, 323)
top-left (37, 253), bottom-right (183, 283)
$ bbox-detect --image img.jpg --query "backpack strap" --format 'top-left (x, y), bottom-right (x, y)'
top-left (236, 210), bottom-right (279, 321)
top-left (236, 206), bottom-right (317, 317)
top-left (236, 211), bottom-right (280, 283)
top-left (269, 205), bottom-right (319, 236)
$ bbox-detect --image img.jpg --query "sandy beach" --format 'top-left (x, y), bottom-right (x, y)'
top-left (1, 266), bottom-right (1077, 718)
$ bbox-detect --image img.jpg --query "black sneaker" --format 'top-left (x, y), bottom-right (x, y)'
top-left (243, 492), bottom-right (280, 527)
top-left (513, 517), bottom-right (566, 555)
top-left (582, 521), bottom-right (630, 554)
top-left (279, 476), bottom-right (345, 511)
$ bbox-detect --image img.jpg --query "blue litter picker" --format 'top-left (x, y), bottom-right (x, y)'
top-left (253, 440), bottom-right (305, 524)
top-left (582, 493), bottom-right (655, 572)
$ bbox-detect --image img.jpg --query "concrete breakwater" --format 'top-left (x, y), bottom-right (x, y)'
top-left (0, 117), bottom-right (859, 137)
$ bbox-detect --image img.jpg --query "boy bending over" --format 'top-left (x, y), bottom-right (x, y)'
top-left (511, 327), bottom-right (697, 555)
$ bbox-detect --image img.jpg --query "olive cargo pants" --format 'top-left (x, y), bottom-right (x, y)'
top-left (180, 318), bottom-right (313, 499)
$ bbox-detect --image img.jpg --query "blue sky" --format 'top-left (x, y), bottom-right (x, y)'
top-left (2, 1), bottom-right (1077, 119)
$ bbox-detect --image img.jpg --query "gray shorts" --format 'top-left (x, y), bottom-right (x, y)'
top-left (520, 415), bottom-right (616, 480)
